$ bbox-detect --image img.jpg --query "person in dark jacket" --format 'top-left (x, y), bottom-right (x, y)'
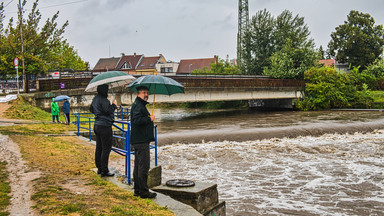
top-left (90, 84), bottom-right (117, 177)
top-left (62, 99), bottom-right (71, 125)
top-left (130, 86), bottom-right (157, 199)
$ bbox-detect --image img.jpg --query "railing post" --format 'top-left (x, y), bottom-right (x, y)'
top-left (155, 125), bottom-right (158, 166)
top-left (88, 118), bottom-right (91, 141)
top-left (77, 114), bottom-right (80, 136)
top-left (127, 122), bottom-right (131, 184)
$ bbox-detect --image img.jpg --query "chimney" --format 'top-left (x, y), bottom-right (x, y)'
top-left (134, 52), bottom-right (136, 57)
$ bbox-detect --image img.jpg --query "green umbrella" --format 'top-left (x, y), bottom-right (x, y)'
top-left (85, 71), bottom-right (136, 92)
top-left (127, 75), bottom-right (184, 114)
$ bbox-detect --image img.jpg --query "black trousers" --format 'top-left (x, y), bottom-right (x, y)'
top-left (94, 125), bottom-right (113, 173)
top-left (133, 143), bottom-right (150, 195)
top-left (64, 113), bottom-right (70, 125)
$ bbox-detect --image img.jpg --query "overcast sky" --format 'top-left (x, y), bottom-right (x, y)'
top-left (3, 0), bottom-right (384, 68)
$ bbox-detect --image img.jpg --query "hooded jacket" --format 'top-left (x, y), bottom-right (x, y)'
top-left (90, 84), bottom-right (117, 127)
top-left (130, 96), bottom-right (155, 144)
top-left (62, 100), bottom-right (70, 114)
top-left (51, 98), bottom-right (59, 115)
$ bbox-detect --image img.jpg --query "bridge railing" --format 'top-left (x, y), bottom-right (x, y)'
top-left (72, 112), bottom-right (157, 184)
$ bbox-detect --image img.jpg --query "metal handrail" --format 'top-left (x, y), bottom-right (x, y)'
top-left (72, 112), bottom-right (157, 184)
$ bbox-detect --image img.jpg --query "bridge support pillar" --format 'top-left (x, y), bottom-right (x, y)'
top-left (248, 99), bottom-right (293, 109)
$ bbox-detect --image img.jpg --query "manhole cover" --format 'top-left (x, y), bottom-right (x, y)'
top-left (166, 179), bottom-right (195, 187)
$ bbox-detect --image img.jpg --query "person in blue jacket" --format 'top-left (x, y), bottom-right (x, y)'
top-left (62, 98), bottom-right (71, 125)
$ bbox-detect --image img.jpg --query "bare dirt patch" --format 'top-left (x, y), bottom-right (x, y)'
top-left (0, 134), bottom-right (41, 216)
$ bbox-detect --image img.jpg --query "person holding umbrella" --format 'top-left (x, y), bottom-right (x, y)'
top-left (130, 86), bottom-right (157, 199)
top-left (62, 98), bottom-right (71, 125)
top-left (90, 84), bottom-right (117, 177)
top-left (50, 98), bottom-right (60, 123)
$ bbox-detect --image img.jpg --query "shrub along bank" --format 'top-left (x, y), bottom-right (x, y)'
top-left (297, 66), bottom-right (384, 110)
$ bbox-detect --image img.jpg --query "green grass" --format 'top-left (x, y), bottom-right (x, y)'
top-left (4, 96), bottom-right (53, 121)
top-left (0, 161), bottom-right (11, 216)
top-left (8, 134), bottom-right (174, 216)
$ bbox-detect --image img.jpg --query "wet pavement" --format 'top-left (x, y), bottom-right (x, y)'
top-left (158, 131), bottom-right (384, 215)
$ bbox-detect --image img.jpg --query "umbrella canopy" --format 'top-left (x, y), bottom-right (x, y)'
top-left (85, 71), bottom-right (136, 92)
top-left (53, 95), bottom-right (70, 102)
top-left (127, 75), bottom-right (184, 95)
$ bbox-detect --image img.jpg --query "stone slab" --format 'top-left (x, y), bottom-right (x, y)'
top-left (152, 182), bottom-right (219, 213)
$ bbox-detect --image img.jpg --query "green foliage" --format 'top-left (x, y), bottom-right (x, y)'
top-left (0, 0), bottom-right (88, 78)
top-left (349, 66), bottom-right (377, 90)
top-left (240, 9), bottom-right (319, 77)
top-left (0, 161), bottom-right (11, 216)
top-left (364, 58), bottom-right (384, 79)
top-left (191, 56), bottom-right (241, 75)
top-left (328, 10), bottom-right (384, 70)
top-left (263, 39), bottom-right (320, 79)
top-left (297, 67), bottom-right (374, 110)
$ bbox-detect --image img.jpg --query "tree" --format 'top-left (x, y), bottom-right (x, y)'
top-left (241, 9), bottom-right (319, 77)
top-left (264, 39), bottom-right (320, 79)
top-left (0, 0), bottom-right (88, 81)
top-left (328, 10), bottom-right (384, 70)
top-left (241, 9), bottom-right (275, 74)
top-left (319, 45), bottom-right (325, 59)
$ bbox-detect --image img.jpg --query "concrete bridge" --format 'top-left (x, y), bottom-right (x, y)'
top-left (30, 76), bottom-right (305, 109)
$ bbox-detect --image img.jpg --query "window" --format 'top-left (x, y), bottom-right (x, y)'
top-left (121, 62), bottom-right (131, 69)
top-left (160, 67), bottom-right (173, 73)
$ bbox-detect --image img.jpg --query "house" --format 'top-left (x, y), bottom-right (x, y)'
top-left (115, 53), bottom-right (143, 74)
top-left (176, 56), bottom-right (217, 75)
top-left (92, 57), bottom-right (120, 72)
top-left (156, 61), bottom-right (179, 76)
top-left (319, 59), bottom-right (349, 72)
top-left (93, 54), bottom-right (167, 75)
top-left (135, 54), bottom-right (166, 75)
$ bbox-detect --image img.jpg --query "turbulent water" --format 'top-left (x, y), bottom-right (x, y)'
top-left (157, 131), bottom-right (384, 216)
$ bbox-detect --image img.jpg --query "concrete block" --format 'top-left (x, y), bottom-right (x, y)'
top-left (152, 182), bottom-right (219, 214)
top-left (148, 165), bottom-right (162, 188)
top-left (203, 201), bottom-right (226, 216)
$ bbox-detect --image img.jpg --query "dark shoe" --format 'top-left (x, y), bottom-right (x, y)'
top-left (133, 192), bottom-right (140, 196)
top-left (101, 172), bottom-right (115, 177)
top-left (97, 169), bottom-right (101, 174)
top-left (140, 192), bottom-right (157, 199)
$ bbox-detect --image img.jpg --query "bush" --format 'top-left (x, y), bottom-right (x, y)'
top-left (297, 67), bottom-right (374, 110)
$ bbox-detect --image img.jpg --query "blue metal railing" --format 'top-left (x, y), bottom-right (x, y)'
top-left (72, 111), bottom-right (157, 184)
top-left (114, 106), bottom-right (130, 121)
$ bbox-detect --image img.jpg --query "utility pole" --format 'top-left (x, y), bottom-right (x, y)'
top-left (18, 0), bottom-right (26, 92)
top-left (237, 0), bottom-right (249, 68)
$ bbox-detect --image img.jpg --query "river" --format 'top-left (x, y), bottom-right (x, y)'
top-left (150, 108), bottom-right (384, 215)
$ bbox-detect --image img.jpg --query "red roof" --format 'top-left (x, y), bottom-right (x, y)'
top-left (136, 56), bottom-right (163, 70)
top-left (116, 54), bottom-right (143, 70)
top-left (177, 57), bottom-right (216, 74)
top-left (319, 59), bottom-right (335, 67)
top-left (93, 57), bottom-right (120, 72)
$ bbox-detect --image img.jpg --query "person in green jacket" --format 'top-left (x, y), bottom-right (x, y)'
top-left (51, 98), bottom-right (60, 123)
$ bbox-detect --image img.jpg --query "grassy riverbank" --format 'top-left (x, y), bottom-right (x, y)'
top-left (0, 99), bottom-right (174, 215)
top-left (0, 161), bottom-right (10, 216)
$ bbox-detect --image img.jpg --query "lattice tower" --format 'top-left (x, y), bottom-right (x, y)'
top-left (237, 0), bottom-right (249, 67)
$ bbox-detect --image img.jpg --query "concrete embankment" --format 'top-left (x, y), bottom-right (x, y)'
top-left (157, 119), bottom-right (384, 145)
